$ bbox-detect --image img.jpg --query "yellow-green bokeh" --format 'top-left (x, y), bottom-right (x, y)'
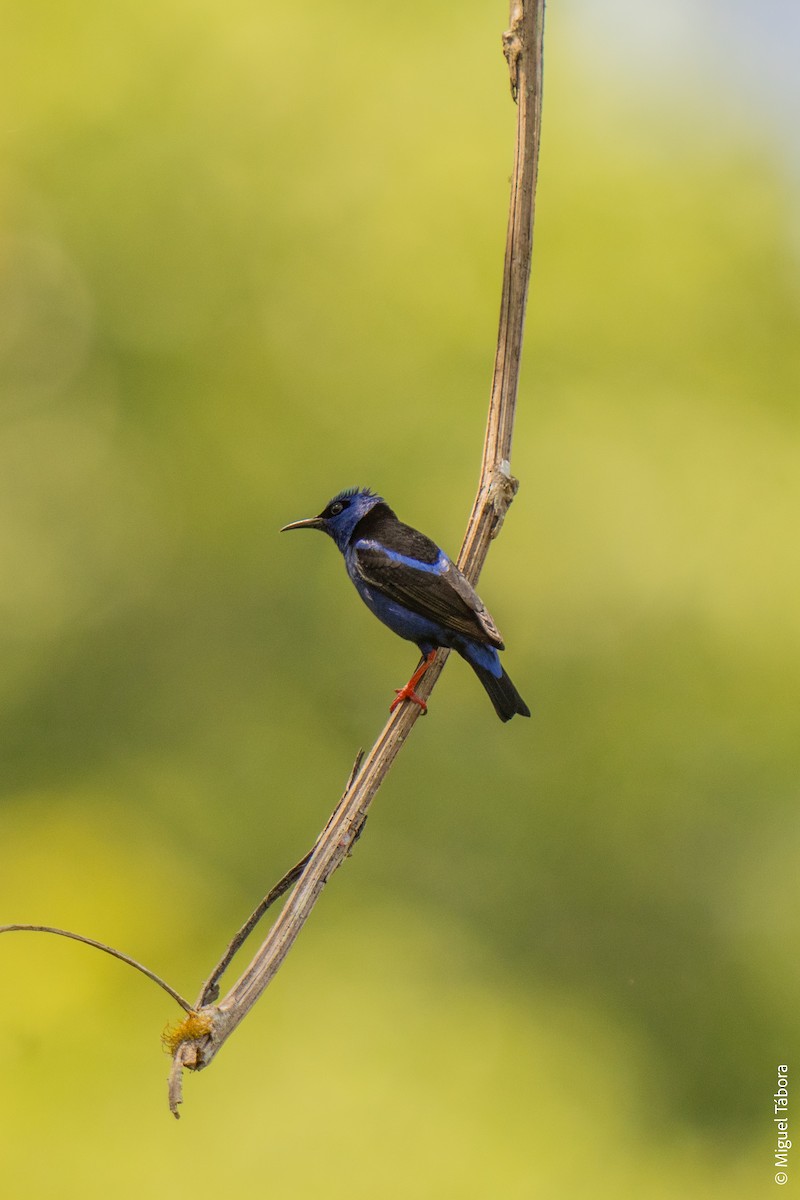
top-left (1, 2), bottom-right (797, 1196)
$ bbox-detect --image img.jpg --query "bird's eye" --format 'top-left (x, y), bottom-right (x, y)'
top-left (329, 502), bottom-right (344, 516)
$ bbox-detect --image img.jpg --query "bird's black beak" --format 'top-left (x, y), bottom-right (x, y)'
top-left (280, 516), bottom-right (325, 532)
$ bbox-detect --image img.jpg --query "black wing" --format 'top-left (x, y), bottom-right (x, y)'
top-left (352, 517), bottom-right (504, 648)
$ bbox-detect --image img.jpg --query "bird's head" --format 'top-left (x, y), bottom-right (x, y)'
top-left (281, 487), bottom-right (384, 552)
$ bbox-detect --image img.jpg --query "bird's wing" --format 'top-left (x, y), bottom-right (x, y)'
top-left (353, 536), bottom-right (504, 648)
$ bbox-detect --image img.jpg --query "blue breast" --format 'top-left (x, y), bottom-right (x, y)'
top-left (354, 575), bottom-right (446, 646)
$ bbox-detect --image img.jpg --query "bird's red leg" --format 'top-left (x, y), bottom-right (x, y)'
top-left (390, 650), bottom-right (437, 715)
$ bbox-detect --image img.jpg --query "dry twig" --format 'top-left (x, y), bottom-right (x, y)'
top-left (165, 0), bottom-right (546, 1118)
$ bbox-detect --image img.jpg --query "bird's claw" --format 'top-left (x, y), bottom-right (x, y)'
top-left (390, 687), bottom-right (428, 715)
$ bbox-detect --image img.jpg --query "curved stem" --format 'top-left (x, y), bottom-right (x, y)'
top-left (0, 924), bottom-right (194, 1014)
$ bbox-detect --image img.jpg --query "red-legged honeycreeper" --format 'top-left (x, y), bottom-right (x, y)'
top-left (281, 487), bottom-right (530, 722)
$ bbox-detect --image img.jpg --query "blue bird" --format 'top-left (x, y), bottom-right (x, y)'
top-left (281, 487), bottom-right (530, 721)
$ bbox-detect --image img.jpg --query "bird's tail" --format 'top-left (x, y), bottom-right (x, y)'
top-left (468, 659), bottom-right (531, 722)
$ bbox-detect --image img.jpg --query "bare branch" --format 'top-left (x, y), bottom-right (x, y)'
top-left (165, 0), bottom-right (546, 1116)
top-left (196, 751), bottom-right (364, 1007)
top-left (0, 924), bottom-right (194, 1013)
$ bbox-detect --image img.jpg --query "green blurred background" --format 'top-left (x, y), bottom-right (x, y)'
top-left (1, 1), bottom-right (797, 1195)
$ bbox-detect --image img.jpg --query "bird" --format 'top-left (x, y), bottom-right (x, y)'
top-left (281, 487), bottom-right (530, 722)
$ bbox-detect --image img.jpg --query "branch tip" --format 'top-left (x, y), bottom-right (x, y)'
top-left (162, 1010), bottom-right (214, 1056)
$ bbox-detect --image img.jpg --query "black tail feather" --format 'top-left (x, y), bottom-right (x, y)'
top-left (468, 660), bottom-right (531, 722)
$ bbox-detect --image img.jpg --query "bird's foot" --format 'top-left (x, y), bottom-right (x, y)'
top-left (390, 685), bottom-right (428, 715)
top-left (389, 650), bottom-right (437, 716)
